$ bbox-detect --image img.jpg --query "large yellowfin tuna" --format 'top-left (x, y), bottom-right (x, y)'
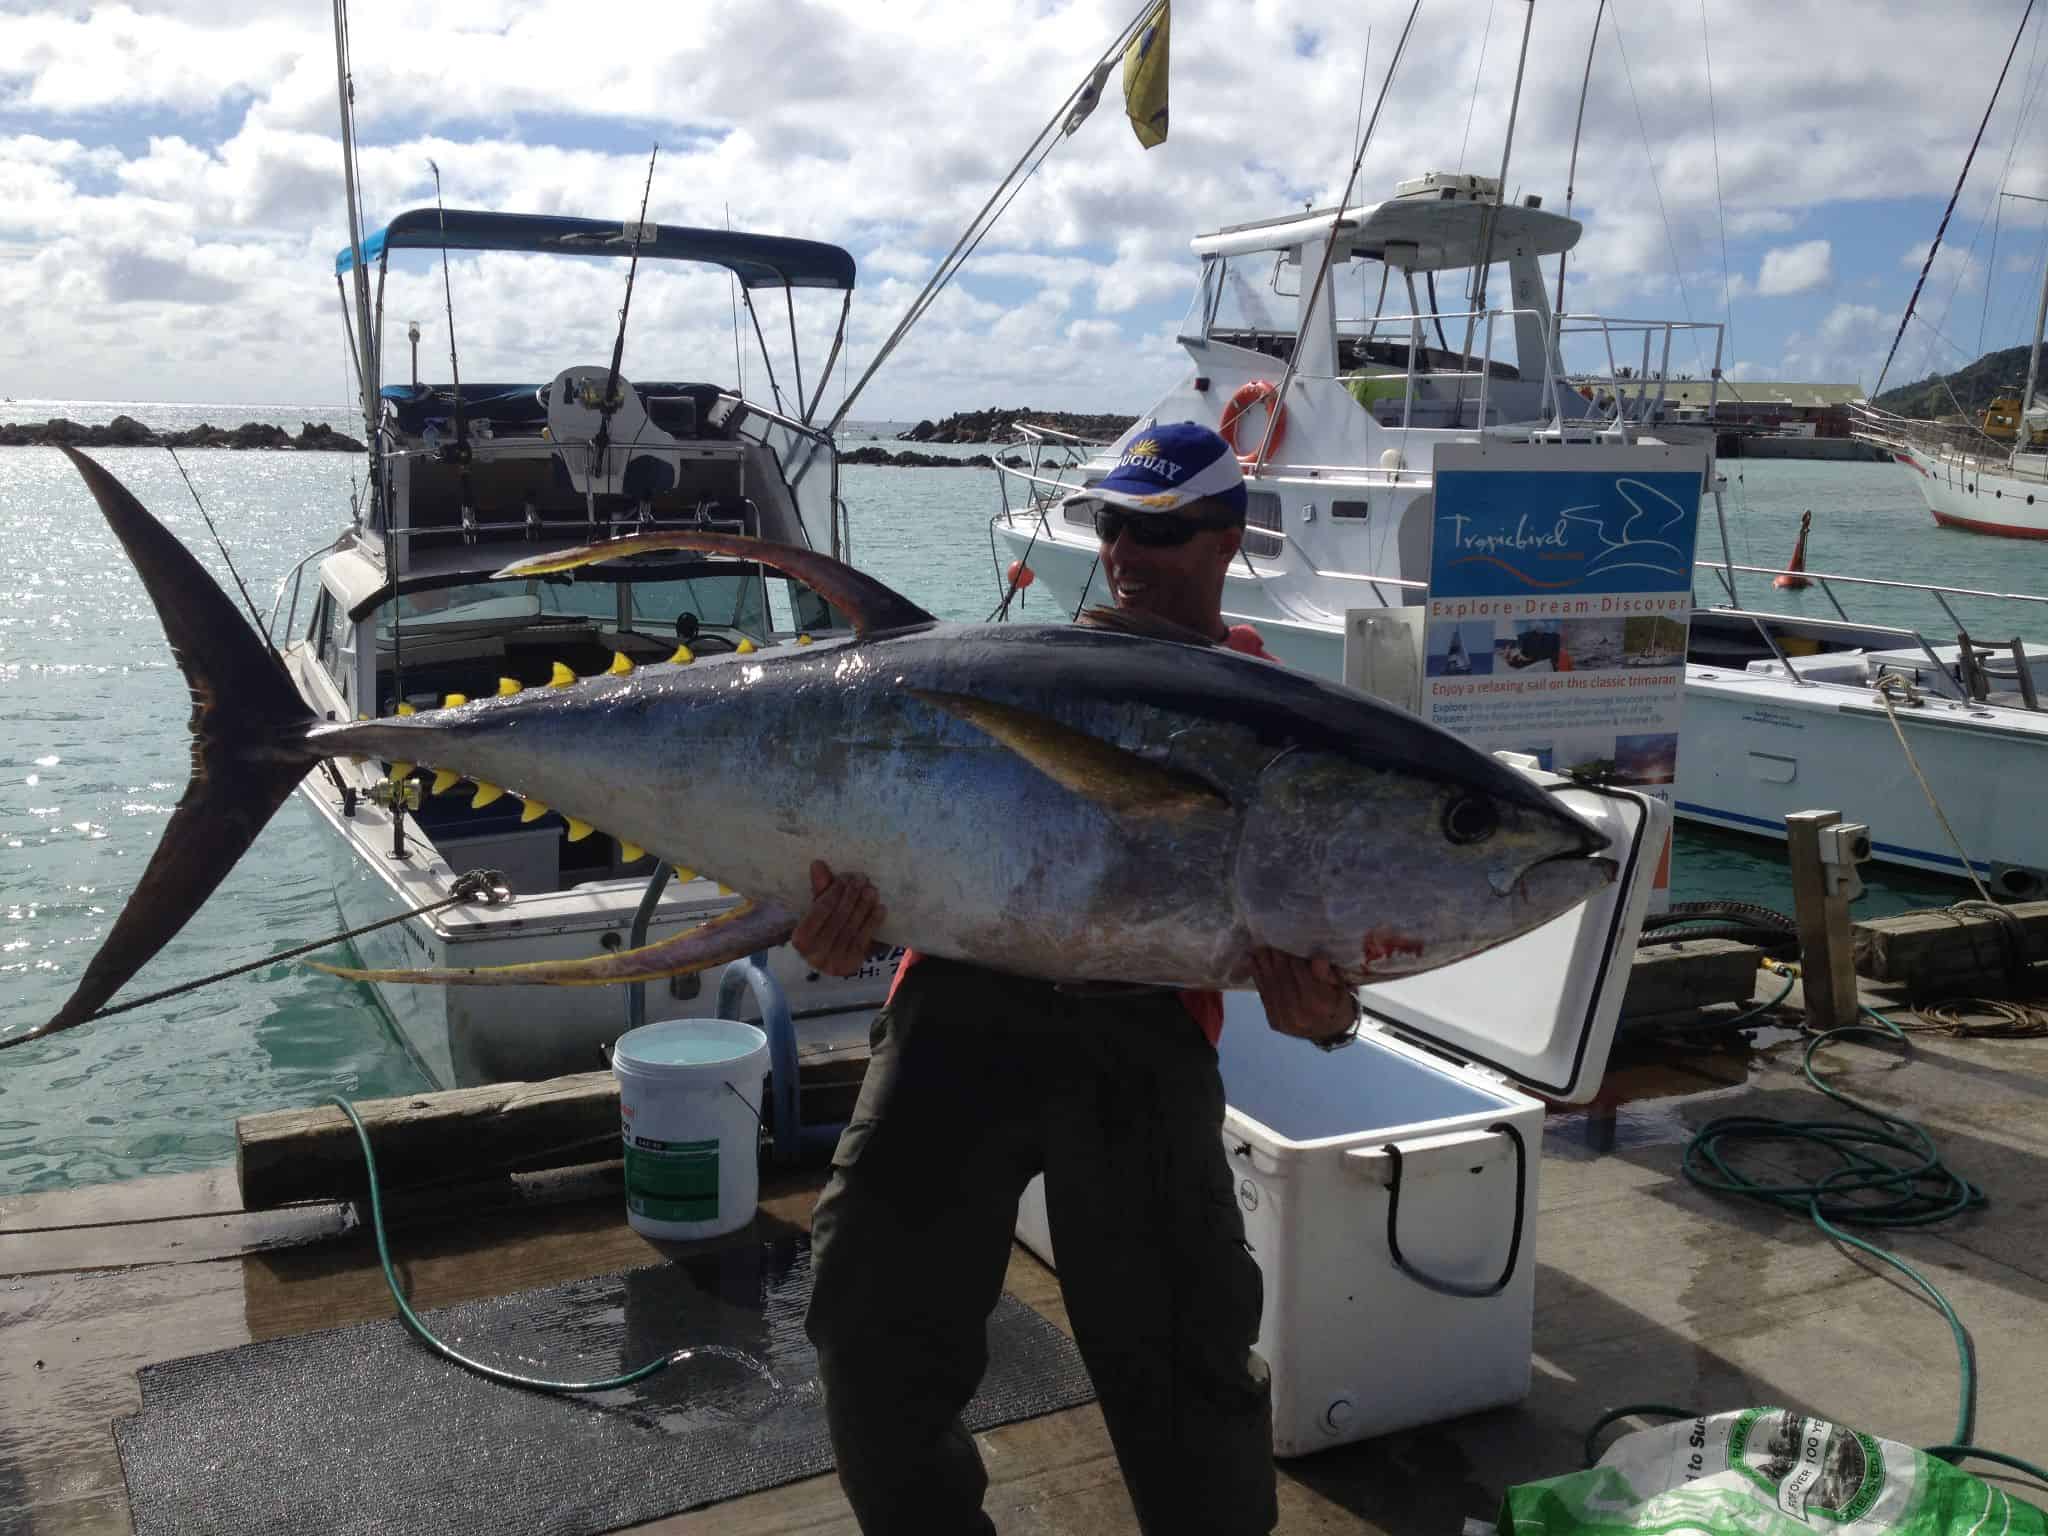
top-left (21, 449), bottom-right (1615, 1045)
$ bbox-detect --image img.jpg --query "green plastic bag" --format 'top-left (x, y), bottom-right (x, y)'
top-left (1501, 1410), bottom-right (2045, 1536)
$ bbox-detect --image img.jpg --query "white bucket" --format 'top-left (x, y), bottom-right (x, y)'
top-left (613, 1017), bottom-right (770, 1241)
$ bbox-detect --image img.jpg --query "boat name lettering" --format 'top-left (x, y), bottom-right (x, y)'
top-left (1440, 512), bottom-right (1574, 557)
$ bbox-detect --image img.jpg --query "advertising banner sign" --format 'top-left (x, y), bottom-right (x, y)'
top-left (1426, 441), bottom-right (1709, 903)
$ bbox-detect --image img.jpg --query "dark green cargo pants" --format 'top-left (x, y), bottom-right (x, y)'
top-left (805, 957), bottom-right (1276, 1535)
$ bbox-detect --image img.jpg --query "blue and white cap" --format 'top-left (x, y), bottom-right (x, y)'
top-left (1080, 421), bottom-right (1247, 519)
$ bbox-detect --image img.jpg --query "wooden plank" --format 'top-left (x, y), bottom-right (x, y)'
top-left (237, 1071), bottom-right (621, 1209)
top-left (238, 1056), bottom-right (868, 1210)
top-left (0, 1168), bottom-right (242, 1234)
top-left (1618, 938), bottom-right (1760, 1018)
top-left (1853, 899), bottom-right (2048, 994)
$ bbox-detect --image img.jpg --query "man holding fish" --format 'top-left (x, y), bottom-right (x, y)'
top-left (797, 425), bottom-right (1346, 1535)
top-left (40, 432), bottom-right (1611, 1532)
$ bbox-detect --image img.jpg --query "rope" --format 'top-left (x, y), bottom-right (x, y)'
top-left (1607, 6), bottom-right (1710, 379)
top-left (1871, 674), bottom-right (1995, 904)
top-left (1873, 0), bottom-right (2038, 397)
top-left (1911, 996), bottom-right (2048, 1037)
top-left (0, 869), bottom-right (514, 1049)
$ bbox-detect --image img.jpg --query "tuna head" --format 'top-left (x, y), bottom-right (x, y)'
top-left (1234, 748), bottom-right (1614, 982)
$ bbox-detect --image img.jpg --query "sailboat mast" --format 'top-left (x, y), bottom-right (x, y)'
top-left (332, 1), bottom-right (379, 459)
top-left (2020, 247), bottom-right (2048, 456)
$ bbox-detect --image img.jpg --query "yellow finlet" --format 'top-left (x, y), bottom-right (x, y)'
top-left (735, 638), bottom-right (757, 655)
top-left (564, 816), bottom-right (594, 842)
top-left (392, 762), bottom-right (415, 782)
top-left (717, 883), bottom-right (733, 896)
top-left (550, 662), bottom-right (576, 687)
top-left (471, 782), bottom-right (505, 809)
top-left (796, 633), bottom-right (814, 646)
top-left (430, 769), bottom-right (462, 796)
top-left (520, 798), bottom-right (549, 824)
top-left (496, 677), bottom-right (522, 696)
top-left (619, 840), bottom-right (646, 863)
top-left (396, 702), bottom-right (417, 717)
top-left (608, 651), bottom-right (634, 676)
top-left (443, 693), bottom-right (468, 710)
top-left (668, 643), bottom-right (695, 665)
top-left (673, 866), bottom-right (696, 881)
top-left (355, 712), bottom-right (368, 721)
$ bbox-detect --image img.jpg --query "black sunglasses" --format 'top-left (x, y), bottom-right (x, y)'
top-left (1093, 505), bottom-right (1239, 548)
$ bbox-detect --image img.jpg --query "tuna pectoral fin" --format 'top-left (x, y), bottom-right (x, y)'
top-left (307, 898), bottom-right (798, 988)
top-left (911, 690), bottom-right (1230, 817)
top-left (496, 532), bottom-right (935, 640)
top-left (21, 451), bottom-right (319, 1046)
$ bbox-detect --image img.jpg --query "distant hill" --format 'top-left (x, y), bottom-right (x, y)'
top-left (1872, 343), bottom-right (2048, 419)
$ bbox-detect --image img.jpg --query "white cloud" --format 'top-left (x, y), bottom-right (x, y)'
top-left (0, 1), bottom-right (2042, 414)
top-left (1757, 239), bottom-right (1833, 297)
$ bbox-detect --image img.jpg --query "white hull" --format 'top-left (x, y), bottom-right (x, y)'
top-left (997, 523), bottom-right (2048, 893)
top-left (1896, 446), bottom-right (2048, 539)
top-left (287, 648), bottom-right (891, 1089)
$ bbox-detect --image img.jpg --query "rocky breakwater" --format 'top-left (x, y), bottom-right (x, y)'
top-left (0, 414), bottom-right (366, 451)
top-left (838, 446), bottom-right (1033, 469)
top-left (898, 406), bottom-right (1135, 445)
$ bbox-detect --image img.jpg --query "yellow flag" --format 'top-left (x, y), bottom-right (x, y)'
top-left (1123, 2), bottom-right (1170, 149)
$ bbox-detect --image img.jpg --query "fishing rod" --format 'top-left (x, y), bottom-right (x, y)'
top-left (591, 143), bottom-right (660, 490)
top-left (823, 0), bottom-right (1161, 436)
top-left (1460, 0), bottom-right (1536, 380)
top-left (427, 159), bottom-right (471, 485)
top-left (1554, 0), bottom-right (1606, 320)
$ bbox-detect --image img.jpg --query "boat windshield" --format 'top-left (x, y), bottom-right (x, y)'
top-left (371, 567), bottom-right (832, 647)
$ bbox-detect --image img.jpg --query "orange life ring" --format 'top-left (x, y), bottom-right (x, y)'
top-left (1218, 379), bottom-right (1286, 462)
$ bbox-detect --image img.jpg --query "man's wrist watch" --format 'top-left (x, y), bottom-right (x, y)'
top-left (1313, 993), bottom-right (1364, 1052)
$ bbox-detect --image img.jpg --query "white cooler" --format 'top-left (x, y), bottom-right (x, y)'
top-left (1015, 774), bottom-right (1665, 1457)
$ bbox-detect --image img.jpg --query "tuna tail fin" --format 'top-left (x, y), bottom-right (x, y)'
top-left (25, 449), bottom-right (321, 1044)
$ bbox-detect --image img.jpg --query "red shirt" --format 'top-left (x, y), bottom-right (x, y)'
top-left (885, 623), bottom-right (1277, 1047)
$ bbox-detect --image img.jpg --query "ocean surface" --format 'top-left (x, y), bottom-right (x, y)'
top-left (1, 400), bottom-right (2037, 1194)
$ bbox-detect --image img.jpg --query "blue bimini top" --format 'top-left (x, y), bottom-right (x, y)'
top-left (336, 208), bottom-right (856, 290)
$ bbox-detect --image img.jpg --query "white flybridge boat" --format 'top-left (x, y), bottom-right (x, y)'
top-left (270, 208), bottom-right (894, 1088)
top-left (990, 172), bottom-right (2048, 896)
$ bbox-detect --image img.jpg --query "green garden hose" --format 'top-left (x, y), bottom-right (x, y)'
top-left (332, 1094), bottom-right (687, 1395)
top-left (1586, 1012), bottom-right (2047, 1486)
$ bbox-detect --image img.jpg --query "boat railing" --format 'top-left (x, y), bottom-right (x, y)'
top-left (1553, 315), bottom-right (1726, 430)
top-left (1302, 307), bottom-right (1723, 442)
top-left (1847, 399), bottom-right (2048, 481)
top-left (268, 538), bottom-right (346, 645)
top-left (990, 462), bottom-right (1424, 601)
top-left (1697, 558), bottom-right (2048, 706)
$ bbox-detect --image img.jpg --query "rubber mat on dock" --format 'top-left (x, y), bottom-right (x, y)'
top-left (114, 1233), bottom-right (1096, 1536)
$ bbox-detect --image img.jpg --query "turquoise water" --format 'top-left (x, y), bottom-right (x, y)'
top-left (1, 403), bottom-right (2042, 1193)
top-left (619, 1021), bottom-right (768, 1068)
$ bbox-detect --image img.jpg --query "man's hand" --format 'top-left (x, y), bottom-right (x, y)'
top-left (1248, 946), bottom-right (1357, 1046)
top-left (791, 860), bottom-right (886, 978)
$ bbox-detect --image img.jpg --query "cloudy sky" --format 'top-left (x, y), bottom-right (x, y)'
top-left (4, 0), bottom-right (2047, 421)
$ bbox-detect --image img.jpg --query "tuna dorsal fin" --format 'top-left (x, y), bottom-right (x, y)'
top-left (910, 690), bottom-right (1229, 817)
top-left (1076, 605), bottom-right (1221, 647)
top-left (497, 532), bottom-right (935, 640)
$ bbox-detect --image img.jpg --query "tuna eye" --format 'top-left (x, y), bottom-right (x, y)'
top-left (1443, 794), bottom-right (1497, 846)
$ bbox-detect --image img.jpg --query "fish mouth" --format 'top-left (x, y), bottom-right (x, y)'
top-left (1516, 851), bottom-right (1619, 917)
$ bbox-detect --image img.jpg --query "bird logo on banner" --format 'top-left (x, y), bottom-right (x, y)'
top-left (1123, 3), bottom-right (1170, 149)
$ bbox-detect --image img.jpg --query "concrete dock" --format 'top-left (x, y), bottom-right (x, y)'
top-left (4, 996), bottom-right (2046, 1533)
